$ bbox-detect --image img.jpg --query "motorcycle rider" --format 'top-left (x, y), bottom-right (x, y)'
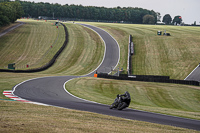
top-left (118, 91), bottom-right (131, 110)
top-left (120, 91), bottom-right (131, 104)
top-left (110, 91), bottom-right (131, 110)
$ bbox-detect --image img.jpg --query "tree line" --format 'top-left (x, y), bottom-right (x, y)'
top-left (19, 1), bottom-right (157, 24)
top-left (2, 0), bottom-right (185, 26)
top-left (0, 1), bottom-right (24, 26)
top-left (162, 14), bottom-right (183, 25)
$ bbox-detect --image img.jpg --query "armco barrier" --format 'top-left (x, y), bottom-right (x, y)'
top-left (127, 35), bottom-right (133, 75)
top-left (0, 23), bottom-right (68, 73)
top-left (127, 74), bottom-right (170, 79)
top-left (97, 73), bottom-right (200, 86)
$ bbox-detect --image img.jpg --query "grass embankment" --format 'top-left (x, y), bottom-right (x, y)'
top-left (82, 22), bottom-right (200, 80)
top-left (66, 77), bottom-right (200, 120)
top-left (42, 22), bottom-right (104, 75)
top-left (0, 19), bottom-right (65, 69)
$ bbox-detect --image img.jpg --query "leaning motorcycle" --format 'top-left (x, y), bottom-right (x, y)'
top-left (110, 94), bottom-right (129, 110)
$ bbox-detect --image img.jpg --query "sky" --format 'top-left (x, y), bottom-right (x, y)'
top-left (27, 0), bottom-right (200, 24)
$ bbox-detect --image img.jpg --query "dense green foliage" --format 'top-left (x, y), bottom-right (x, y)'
top-left (162, 14), bottom-right (172, 24)
top-left (0, 1), bottom-right (24, 26)
top-left (162, 14), bottom-right (183, 25)
top-left (172, 15), bottom-right (182, 25)
top-left (19, 1), bottom-right (157, 24)
top-left (142, 14), bottom-right (155, 24)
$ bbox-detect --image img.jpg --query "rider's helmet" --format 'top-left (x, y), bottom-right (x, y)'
top-left (125, 91), bottom-right (130, 99)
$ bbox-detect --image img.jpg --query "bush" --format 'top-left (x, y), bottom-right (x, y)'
top-left (0, 1), bottom-right (24, 26)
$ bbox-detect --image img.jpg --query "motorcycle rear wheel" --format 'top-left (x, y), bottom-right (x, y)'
top-left (117, 102), bottom-right (127, 110)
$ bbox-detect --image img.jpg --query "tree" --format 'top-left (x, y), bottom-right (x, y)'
top-left (172, 15), bottom-right (182, 25)
top-left (194, 21), bottom-right (196, 26)
top-left (0, 0), bottom-right (10, 2)
top-left (18, 1), bottom-right (158, 24)
top-left (0, 1), bottom-right (24, 26)
top-left (11, 1), bottom-right (24, 20)
top-left (143, 14), bottom-right (155, 24)
top-left (0, 5), bottom-right (10, 26)
top-left (162, 14), bottom-right (172, 24)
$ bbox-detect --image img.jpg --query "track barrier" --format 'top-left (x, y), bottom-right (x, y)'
top-left (97, 73), bottom-right (200, 86)
top-left (123, 34), bottom-right (200, 86)
top-left (127, 35), bottom-right (134, 75)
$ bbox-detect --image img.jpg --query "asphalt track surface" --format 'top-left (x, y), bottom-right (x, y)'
top-left (185, 64), bottom-right (200, 82)
top-left (0, 21), bottom-right (24, 38)
top-left (13, 24), bottom-right (200, 131)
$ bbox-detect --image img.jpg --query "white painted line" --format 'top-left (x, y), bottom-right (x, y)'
top-left (3, 90), bottom-right (12, 92)
top-left (12, 24), bottom-right (120, 108)
top-left (79, 23), bottom-right (120, 75)
top-left (80, 25), bottom-right (107, 76)
top-left (3, 93), bottom-right (12, 95)
top-left (62, 24), bottom-right (121, 106)
top-left (63, 77), bottom-right (100, 104)
top-left (93, 25), bottom-right (120, 73)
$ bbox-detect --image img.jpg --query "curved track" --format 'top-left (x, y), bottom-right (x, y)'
top-left (13, 24), bottom-right (200, 131)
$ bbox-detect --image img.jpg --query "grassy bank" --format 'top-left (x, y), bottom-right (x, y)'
top-left (66, 77), bottom-right (200, 120)
top-left (80, 22), bottom-right (200, 80)
top-left (41, 22), bottom-right (104, 75)
top-left (1, 101), bottom-right (198, 133)
top-left (0, 19), bottom-right (65, 69)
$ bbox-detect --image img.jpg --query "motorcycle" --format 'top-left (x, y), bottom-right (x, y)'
top-left (110, 91), bottom-right (131, 110)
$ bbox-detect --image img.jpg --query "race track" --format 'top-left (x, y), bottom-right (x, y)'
top-left (185, 64), bottom-right (200, 82)
top-left (13, 24), bottom-right (200, 131)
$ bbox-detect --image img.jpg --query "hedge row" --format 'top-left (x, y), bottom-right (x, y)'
top-left (97, 73), bottom-right (200, 86)
top-left (0, 23), bottom-right (68, 73)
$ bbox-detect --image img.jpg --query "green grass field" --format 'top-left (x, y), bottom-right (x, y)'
top-left (41, 22), bottom-right (104, 75)
top-left (1, 20), bottom-right (200, 132)
top-left (82, 22), bottom-right (200, 79)
top-left (2, 100), bottom-right (197, 133)
top-left (0, 20), bottom-right (65, 69)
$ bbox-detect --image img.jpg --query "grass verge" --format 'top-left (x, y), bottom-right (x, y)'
top-left (1, 100), bottom-right (198, 133)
